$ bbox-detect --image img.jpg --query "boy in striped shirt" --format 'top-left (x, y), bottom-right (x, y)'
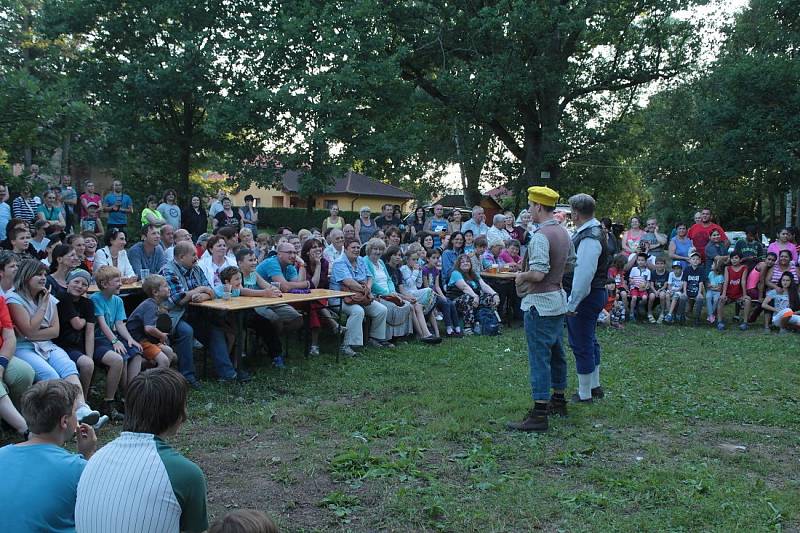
top-left (75, 369), bottom-right (208, 532)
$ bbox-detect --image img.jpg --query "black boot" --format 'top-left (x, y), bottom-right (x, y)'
top-left (507, 403), bottom-right (548, 432)
top-left (548, 394), bottom-right (568, 417)
top-left (591, 386), bottom-right (605, 399)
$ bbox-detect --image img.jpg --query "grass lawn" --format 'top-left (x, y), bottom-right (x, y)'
top-left (9, 323), bottom-right (800, 531)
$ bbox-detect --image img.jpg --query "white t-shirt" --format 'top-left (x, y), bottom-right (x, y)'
top-left (629, 266), bottom-right (651, 290)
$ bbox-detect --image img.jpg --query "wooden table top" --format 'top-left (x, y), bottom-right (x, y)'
top-left (190, 288), bottom-right (355, 311)
top-left (87, 281), bottom-right (143, 294)
top-left (481, 270), bottom-right (519, 280)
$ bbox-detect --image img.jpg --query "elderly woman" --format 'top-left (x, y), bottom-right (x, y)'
top-left (329, 237), bottom-right (392, 356)
top-left (354, 206), bottom-right (378, 244)
top-left (362, 238), bottom-right (416, 341)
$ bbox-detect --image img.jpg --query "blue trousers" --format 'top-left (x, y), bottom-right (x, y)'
top-left (177, 314), bottom-right (237, 381)
top-left (524, 307), bottom-right (567, 401)
top-left (566, 287), bottom-right (607, 375)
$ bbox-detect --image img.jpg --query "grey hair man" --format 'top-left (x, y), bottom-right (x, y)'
top-left (487, 213), bottom-right (511, 244)
top-left (563, 193), bottom-right (608, 403)
top-left (461, 205), bottom-right (488, 237)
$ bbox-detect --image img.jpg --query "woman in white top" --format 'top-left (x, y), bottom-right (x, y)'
top-left (94, 228), bottom-right (136, 283)
top-left (197, 235), bottom-right (236, 289)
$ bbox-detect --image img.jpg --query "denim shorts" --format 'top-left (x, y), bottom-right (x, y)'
top-left (94, 337), bottom-right (142, 362)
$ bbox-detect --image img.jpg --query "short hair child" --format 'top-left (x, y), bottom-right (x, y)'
top-left (214, 266), bottom-right (242, 298)
top-left (90, 265), bottom-right (143, 387)
top-left (126, 274), bottom-right (177, 369)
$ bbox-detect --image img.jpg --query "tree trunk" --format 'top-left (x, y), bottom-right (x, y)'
top-left (453, 120), bottom-right (488, 207)
top-left (62, 133), bottom-right (71, 177)
top-left (178, 94), bottom-right (194, 197)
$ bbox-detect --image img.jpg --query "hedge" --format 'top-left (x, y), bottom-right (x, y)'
top-left (256, 207), bottom-right (360, 232)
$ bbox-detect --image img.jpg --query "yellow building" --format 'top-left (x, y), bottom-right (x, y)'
top-left (232, 170), bottom-right (415, 213)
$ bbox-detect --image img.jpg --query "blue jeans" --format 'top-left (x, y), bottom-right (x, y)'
top-left (566, 287), bottom-right (607, 375)
top-left (524, 307), bottom-right (567, 401)
top-left (183, 314), bottom-right (237, 380)
top-left (435, 295), bottom-right (459, 328)
top-left (173, 319), bottom-right (198, 382)
top-left (706, 290), bottom-right (721, 318)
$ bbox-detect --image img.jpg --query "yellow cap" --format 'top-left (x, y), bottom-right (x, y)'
top-left (527, 186), bottom-right (559, 207)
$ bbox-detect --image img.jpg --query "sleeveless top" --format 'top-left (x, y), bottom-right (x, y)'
top-left (358, 219), bottom-right (377, 243)
top-left (725, 266), bottom-right (746, 300)
top-left (672, 236), bottom-right (692, 267)
top-left (324, 216), bottom-right (344, 231)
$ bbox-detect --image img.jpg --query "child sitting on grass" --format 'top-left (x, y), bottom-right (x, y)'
top-left (126, 274), bottom-right (178, 369)
top-left (90, 265), bottom-right (143, 388)
top-left (598, 278), bottom-right (625, 329)
top-left (682, 252), bottom-right (706, 325)
top-left (423, 248), bottom-right (460, 336)
top-left (628, 253), bottom-right (653, 322)
top-left (650, 256), bottom-right (670, 323)
top-left (761, 271), bottom-right (800, 333)
top-left (718, 251), bottom-right (751, 331)
top-left (608, 255), bottom-right (629, 313)
top-left (664, 261), bottom-right (684, 323)
top-left (705, 255), bottom-right (726, 326)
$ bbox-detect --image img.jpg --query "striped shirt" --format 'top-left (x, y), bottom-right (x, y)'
top-left (520, 220), bottom-right (574, 316)
top-left (75, 432), bottom-right (208, 533)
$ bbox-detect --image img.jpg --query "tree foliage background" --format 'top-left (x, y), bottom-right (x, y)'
top-left (0, 0), bottom-right (796, 227)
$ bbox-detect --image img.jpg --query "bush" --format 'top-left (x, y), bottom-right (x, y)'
top-left (256, 207), bottom-right (360, 232)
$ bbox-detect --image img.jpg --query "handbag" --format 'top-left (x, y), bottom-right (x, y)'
top-left (381, 294), bottom-right (404, 306)
top-left (344, 285), bottom-right (373, 306)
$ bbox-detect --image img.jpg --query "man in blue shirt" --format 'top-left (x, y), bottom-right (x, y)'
top-left (103, 180), bottom-right (134, 232)
top-left (252, 242), bottom-right (304, 366)
top-left (461, 205), bottom-right (489, 237)
top-left (256, 242), bottom-right (312, 292)
top-left (128, 224), bottom-right (166, 278)
top-left (0, 380), bottom-right (98, 533)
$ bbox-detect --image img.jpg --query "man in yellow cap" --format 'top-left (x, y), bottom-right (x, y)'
top-left (508, 186), bottom-right (575, 432)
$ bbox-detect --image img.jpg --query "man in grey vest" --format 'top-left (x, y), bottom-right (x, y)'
top-left (564, 194), bottom-right (609, 402)
top-left (508, 186), bottom-right (574, 432)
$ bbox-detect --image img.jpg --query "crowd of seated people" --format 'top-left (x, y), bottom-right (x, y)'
top-left (2, 169), bottom-right (799, 531)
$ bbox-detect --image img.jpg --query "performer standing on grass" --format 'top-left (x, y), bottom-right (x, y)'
top-left (563, 193), bottom-right (608, 403)
top-left (508, 186), bottom-right (574, 433)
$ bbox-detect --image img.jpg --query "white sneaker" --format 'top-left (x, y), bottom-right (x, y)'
top-left (340, 345), bottom-right (358, 357)
top-left (76, 405), bottom-right (100, 426)
top-left (93, 415), bottom-right (110, 432)
top-left (309, 345), bottom-right (320, 356)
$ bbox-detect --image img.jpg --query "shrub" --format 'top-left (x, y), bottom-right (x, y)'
top-left (256, 207), bottom-right (360, 232)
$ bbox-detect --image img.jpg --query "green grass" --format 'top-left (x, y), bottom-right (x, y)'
top-left (11, 324), bottom-right (800, 531)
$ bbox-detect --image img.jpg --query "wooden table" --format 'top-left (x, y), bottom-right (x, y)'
top-left (480, 271), bottom-right (519, 325)
top-left (480, 270), bottom-right (519, 280)
top-left (191, 289), bottom-right (355, 369)
top-left (87, 281), bottom-right (143, 293)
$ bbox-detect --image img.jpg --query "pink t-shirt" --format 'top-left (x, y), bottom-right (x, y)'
top-left (746, 265), bottom-right (761, 291)
top-left (79, 193), bottom-right (102, 218)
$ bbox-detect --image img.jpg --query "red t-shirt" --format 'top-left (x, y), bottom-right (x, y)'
top-left (0, 296), bottom-right (13, 352)
top-left (79, 193), bottom-right (102, 219)
top-left (688, 223), bottom-right (728, 260)
top-left (725, 265), bottom-right (746, 300)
